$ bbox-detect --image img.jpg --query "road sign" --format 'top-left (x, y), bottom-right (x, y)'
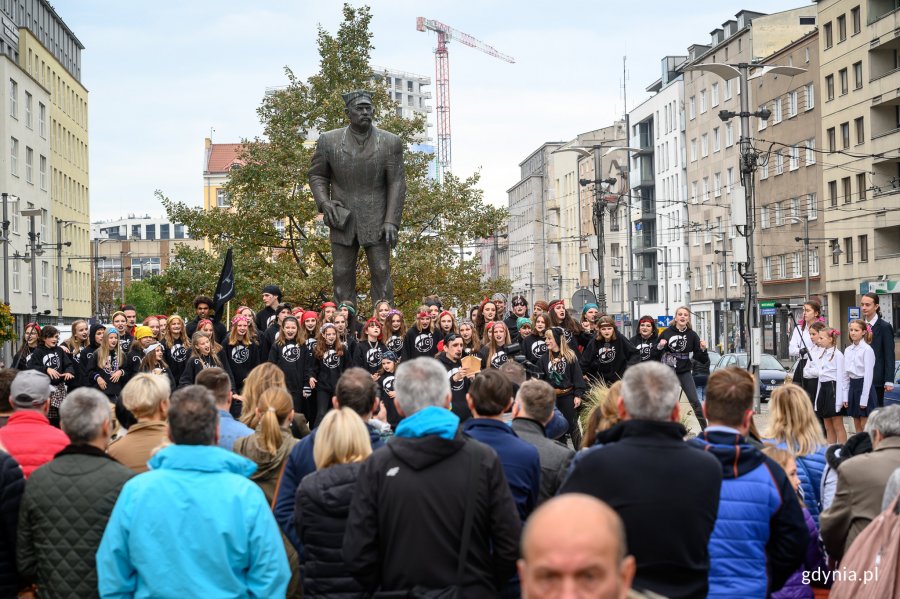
top-left (571, 288), bottom-right (598, 314)
top-left (760, 300), bottom-right (776, 316)
top-left (657, 315), bottom-right (673, 328)
top-left (848, 306), bottom-right (861, 321)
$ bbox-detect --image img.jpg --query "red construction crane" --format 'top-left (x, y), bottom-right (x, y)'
top-left (416, 17), bottom-right (514, 180)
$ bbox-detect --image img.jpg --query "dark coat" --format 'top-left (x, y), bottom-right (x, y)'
top-left (224, 341), bottom-right (261, 392)
top-left (510, 417), bottom-right (574, 502)
top-left (401, 327), bottom-right (438, 361)
top-left (342, 434), bottom-right (521, 598)
top-left (580, 335), bottom-right (640, 383)
top-left (658, 325), bottom-right (708, 374)
top-left (352, 340), bottom-right (387, 374)
top-left (295, 461), bottom-right (367, 598)
top-left (559, 420), bottom-right (723, 599)
top-left (0, 451), bottom-right (25, 599)
top-left (27, 346), bottom-right (75, 381)
top-left (870, 316), bottom-right (896, 388)
top-left (308, 126), bottom-right (406, 248)
top-left (16, 445), bottom-right (134, 598)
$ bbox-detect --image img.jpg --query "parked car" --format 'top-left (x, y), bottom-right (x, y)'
top-left (885, 360), bottom-right (900, 407)
top-left (711, 353), bottom-right (787, 401)
top-left (706, 350), bottom-right (721, 372)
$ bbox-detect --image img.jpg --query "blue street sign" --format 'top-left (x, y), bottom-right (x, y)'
top-left (848, 306), bottom-right (861, 321)
top-left (658, 315), bottom-right (673, 328)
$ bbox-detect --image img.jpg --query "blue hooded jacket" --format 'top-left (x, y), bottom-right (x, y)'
top-left (690, 430), bottom-right (808, 599)
top-left (96, 444), bottom-right (290, 598)
top-left (762, 439), bottom-right (827, 525)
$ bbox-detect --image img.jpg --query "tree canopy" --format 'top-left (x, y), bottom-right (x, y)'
top-left (156, 4), bottom-right (508, 318)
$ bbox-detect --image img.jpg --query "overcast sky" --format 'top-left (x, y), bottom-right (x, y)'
top-left (55, 0), bottom-right (813, 222)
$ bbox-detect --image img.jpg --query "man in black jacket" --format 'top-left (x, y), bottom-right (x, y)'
top-left (185, 295), bottom-right (227, 341)
top-left (559, 361), bottom-right (723, 599)
top-left (861, 292), bottom-right (896, 407)
top-left (343, 357), bottom-right (520, 598)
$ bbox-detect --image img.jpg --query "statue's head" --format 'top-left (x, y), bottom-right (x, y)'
top-left (343, 90), bottom-right (374, 131)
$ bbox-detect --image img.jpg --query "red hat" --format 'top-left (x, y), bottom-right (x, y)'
top-left (438, 310), bottom-right (454, 321)
top-left (321, 301), bottom-right (337, 310)
top-left (364, 317), bottom-right (383, 340)
top-left (302, 311), bottom-right (319, 322)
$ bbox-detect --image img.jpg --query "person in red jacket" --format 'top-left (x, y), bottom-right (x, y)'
top-left (0, 370), bottom-right (69, 478)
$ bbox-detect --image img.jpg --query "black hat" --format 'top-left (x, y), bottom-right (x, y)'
top-left (263, 285), bottom-right (282, 299)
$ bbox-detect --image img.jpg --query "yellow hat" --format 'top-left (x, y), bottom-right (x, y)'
top-left (134, 325), bottom-right (154, 340)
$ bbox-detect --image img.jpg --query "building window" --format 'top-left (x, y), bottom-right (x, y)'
top-left (839, 68), bottom-right (848, 95)
top-left (689, 96), bottom-right (695, 119)
top-left (775, 151), bottom-right (783, 175)
top-left (160, 224), bottom-right (170, 239)
top-left (174, 224), bottom-right (186, 239)
top-left (758, 105), bottom-right (768, 130)
top-left (855, 117), bottom-right (864, 144)
top-left (131, 224), bottom-right (141, 240)
top-left (824, 22), bottom-right (833, 48)
top-left (694, 267), bottom-right (701, 290)
top-left (827, 127), bottom-right (836, 152)
top-left (724, 79), bottom-right (733, 100)
top-left (805, 83), bottom-right (815, 110)
top-left (216, 189), bottom-right (229, 208)
top-left (718, 263), bottom-right (725, 288)
top-left (8, 79), bottom-right (16, 118)
top-left (805, 139), bottom-right (816, 165)
top-left (837, 14), bottom-right (847, 42)
top-left (38, 103), bottom-right (46, 138)
top-left (41, 261), bottom-right (48, 295)
top-left (725, 122), bottom-right (734, 147)
top-left (706, 265), bottom-right (713, 289)
top-left (851, 6), bottom-right (861, 34)
top-left (773, 99), bottom-right (783, 124)
top-left (761, 158), bottom-right (769, 179)
top-left (711, 83), bottom-right (719, 107)
top-left (853, 61), bottom-right (863, 89)
top-left (775, 202), bottom-right (784, 226)
top-left (39, 155), bottom-right (46, 189)
top-left (789, 146), bottom-right (800, 171)
top-left (826, 75), bottom-right (834, 100)
top-left (842, 177), bottom-right (852, 204)
top-left (764, 257), bottom-right (773, 280)
top-left (700, 89), bottom-right (707, 113)
top-left (857, 173), bottom-right (867, 200)
top-left (691, 181), bottom-right (698, 203)
top-left (25, 92), bottom-right (31, 129)
top-left (828, 181), bottom-right (837, 207)
top-left (11, 260), bottom-right (18, 292)
top-left (145, 224), bottom-right (156, 240)
top-left (844, 237), bottom-right (853, 264)
top-left (714, 172), bottom-right (722, 197)
top-left (761, 205), bottom-right (770, 228)
top-left (702, 177), bottom-right (709, 202)
top-left (791, 197), bottom-right (801, 218)
top-left (690, 138), bottom-right (697, 161)
top-left (788, 91), bottom-right (798, 117)
top-left (713, 127), bottom-right (720, 152)
top-left (809, 248), bottom-right (820, 275)
top-left (701, 133), bottom-right (708, 157)
top-left (25, 147), bottom-right (32, 184)
top-left (778, 255), bottom-right (787, 279)
top-left (9, 137), bottom-right (17, 176)
top-left (793, 252), bottom-right (803, 278)
top-left (859, 234), bottom-right (868, 262)
top-left (727, 167), bottom-right (735, 195)
top-left (841, 122), bottom-right (850, 148)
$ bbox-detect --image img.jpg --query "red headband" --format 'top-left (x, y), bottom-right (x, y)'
top-left (321, 302), bottom-right (337, 309)
top-left (417, 311), bottom-right (431, 319)
top-left (438, 310), bottom-right (453, 321)
top-left (302, 311), bottom-right (319, 322)
top-left (197, 319), bottom-right (213, 328)
top-left (25, 322), bottom-right (40, 332)
top-left (548, 300), bottom-right (564, 310)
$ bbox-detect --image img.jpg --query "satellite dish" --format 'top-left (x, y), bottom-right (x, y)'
top-left (571, 288), bottom-right (598, 314)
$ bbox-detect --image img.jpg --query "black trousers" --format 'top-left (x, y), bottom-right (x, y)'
top-left (331, 239), bottom-right (393, 304)
top-left (677, 370), bottom-right (707, 430)
top-left (556, 391), bottom-right (582, 449)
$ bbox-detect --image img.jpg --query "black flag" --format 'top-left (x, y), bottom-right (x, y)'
top-left (212, 248), bottom-right (235, 322)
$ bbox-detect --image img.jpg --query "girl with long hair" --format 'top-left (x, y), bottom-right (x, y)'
top-left (541, 326), bottom-right (586, 448)
top-left (657, 306), bottom-right (710, 430)
top-left (225, 314), bottom-right (261, 394)
top-left (332, 312), bottom-right (358, 358)
top-left (309, 323), bottom-right (348, 426)
top-left (475, 299), bottom-right (498, 342)
top-left (478, 321), bottom-right (512, 370)
top-left (337, 300), bottom-right (363, 339)
top-left (12, 322), bottom-right (41, 370)
top-left (239, 362), bottom-right (287, 429)
top-left (808, 321), bottom-right (846, 444)
top-left (374, 351), bottom-right (401, 428)
top-left (30, 325), bottom-right (75, 426)
top-left (630, 315), bottom-right (661, 363)
top-left (523, 313), bottom-right (551, 365)
top-left (402, 308), bottom-right (437, 361)
top-left (142, 316), bottom-right (162, 342)
top-left (319, 301), bottom-right (337, 324)
top-left (78, 324), bottom-right (106, 388)
top-left (179, 331), bottom-right (231, 388)
top-left (163, 314), bottom-right (192, 385)
top-left (548, 299), bottom-right (582, 352)
top-left (581, 381), bottom-right (622, 450)
top-left (299, 310), bottom-right (319, 355)
top-left (458, 319), bottom-right (481, 358)
top-left (581, 315), bottom-right (640, 386)
top-left (383, 309), bottom-right (406, 356)
top-left (269, 316), bottom-right (310, 420)
top-left (139, 342), bottom-right (177, 390)
top-left (62, 319), bottom-right (90, 389)
top-left (789, 299), bottom-right (824, 404)
top-left (157, 314), bottom-right (168, 339)
top-left (373, 300), bottom-right (392, 324)
top-left (111, 310), bottom-right (133, 353)
top-left (354, 318), bottom-right (387, 375)
top-left (294, 407), bottom-right (373, 597)
top-left (88, 328), bottom-right (129, 429)
top-left (235, 305), bottom-right (259, 343)
top-left (435, 310), bottom-right (458, 342)
top-left (763, 383), bottom-right (828, 523)
top-left (844, 319), bottom-right (876, 433)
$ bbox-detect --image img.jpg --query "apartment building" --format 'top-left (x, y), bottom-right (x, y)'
top-left (816, 0), bottom-right (900, 336)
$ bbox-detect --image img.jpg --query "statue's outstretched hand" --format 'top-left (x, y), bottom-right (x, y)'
top-left (383, 223), bottom-right (398, 248)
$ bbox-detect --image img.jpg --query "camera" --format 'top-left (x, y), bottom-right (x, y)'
top-left (503, 342), bottom-right (544, 380)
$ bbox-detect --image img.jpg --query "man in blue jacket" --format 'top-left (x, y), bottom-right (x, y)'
top-left (689, 367), bottom-right (808, 599)
top-left (463, 369), bottom-right (540, 521)
top-left (274, 367), bottom-right (385, 550)
top-left (96, 385), bottom-right (289, 598)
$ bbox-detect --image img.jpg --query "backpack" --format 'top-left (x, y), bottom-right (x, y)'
top-left (829, 495), bottom-right (900, 599)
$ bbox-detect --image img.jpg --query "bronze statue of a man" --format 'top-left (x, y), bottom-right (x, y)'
top-left (308, 90), bottom-right (406, 304)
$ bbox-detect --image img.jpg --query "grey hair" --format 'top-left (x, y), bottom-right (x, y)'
top-left (869, 405), bottom-right (900, 438)
top-left (168, 385), bottom-right (218, 446)
top-left (621, 361), bottom-right (681, 421)
top-left (395, 357), bottom-right (450, 416)
top-left (60, 388), bottom-right (111, 444)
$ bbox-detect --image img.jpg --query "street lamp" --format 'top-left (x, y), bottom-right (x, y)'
top-left (119, 251), bottom-right (132, 305)
top-left (1, 193), bottom-right (19, 308)
top-left (19, 208), bottom-right (43, 320)
top-left (684, 61), bottom-right (806, 414)
top-left (786, 215), bottom-right (811, 300)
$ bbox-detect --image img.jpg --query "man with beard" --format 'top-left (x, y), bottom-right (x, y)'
top-left (438, 333), bottom-right (474, 422)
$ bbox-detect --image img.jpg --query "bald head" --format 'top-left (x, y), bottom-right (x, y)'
top-left (519, 494), bottom-right (635, 599)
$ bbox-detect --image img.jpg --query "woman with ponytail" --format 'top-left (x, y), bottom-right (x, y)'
top-left (789, 299), bottom-right (825, 404)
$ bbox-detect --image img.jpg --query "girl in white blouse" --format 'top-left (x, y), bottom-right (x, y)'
top-left (809, 321), bottom-right (847, 444)
top-left (788, 300), bottom-right (825, 405)
top-left (843, 319), bottom-right (876, 433)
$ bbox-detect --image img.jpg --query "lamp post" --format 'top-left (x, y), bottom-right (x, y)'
top-left (119, 251), bottom-right (132, 305)
top-left (19, 208), bottom-right (43, 320)
top-left (787, 215), bottom-right (811, 300)
top-left (684, 61), bottom-right (806, 413)
top-left (53, 219), bottom-right (74, 325)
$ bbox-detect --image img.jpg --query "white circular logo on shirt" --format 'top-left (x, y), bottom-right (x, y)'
top-left (386, 336), bottom-right (403, 353)
top-left (598, 345), bottom-right (616, 364)
top-left (231, 345), bottom-right (249, 364)
top-left (448, 366), bottom-right (464, 391)
top-left (43, 353), bottom-right (60, 370)
top-left (549, 357), bottom-right (567, 374)
top-left (366, 347), bottom-right (383, 369)
top-left (491, 351), bottom-right (508, 369)
top-left (669, 334), bottom-right (688, 352)
top-left (170, 343), bottom-right (188, 363)
top-left (415, 333), bottom-right (433, 353)
top-left (323, 349), bottom-right (340, 369)
top-left (282, 344), bottom-right (301, 363)
top-left (382, 375), bottom-right (395, 394)
top-left (531, 339), bottom-right (547, 359)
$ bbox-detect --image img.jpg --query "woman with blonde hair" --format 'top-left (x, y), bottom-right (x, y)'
top-left (763, 382), bottom-right (828, 523)
top-left (163, 314), bottom-right (191, 386)
top-left (240, 362), bottom-right (309, 438)
top-left (108, 373), bottom-right (170, 473)
top-left (541, 326), bottom-right (586, 448)
top-left (294, 407), bottom-right (372, 598)
top-left (581, 380), bottom-right (622, 449)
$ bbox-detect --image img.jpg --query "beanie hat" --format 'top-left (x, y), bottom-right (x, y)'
top-left (262, 284), bottom-right (282, 299)
top-left (581, 303), bottom-right (599, 316)
top-left (134, 325), bottom-right (154, 340)
top-left (106, 327), bottom-right (119, 337)
top-left (534, 300), bottom-right (550, 312)
top-left (517, 317), bottom-right (533, 330)
top-left (381, 350), bottom-right (398, 362)
top-left (338, 302), bottom-right (357, 316)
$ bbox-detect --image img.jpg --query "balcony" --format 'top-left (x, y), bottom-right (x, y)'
top-left (633, 232), bottom-right (657, 252)
top-left (636, 191), bottom-right (656, 221)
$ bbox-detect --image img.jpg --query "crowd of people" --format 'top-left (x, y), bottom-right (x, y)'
top-left (0, 285), bottom-right (897, 598)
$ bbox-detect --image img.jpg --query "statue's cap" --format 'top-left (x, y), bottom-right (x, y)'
top-left (342, 90), bottom-right (374, 107)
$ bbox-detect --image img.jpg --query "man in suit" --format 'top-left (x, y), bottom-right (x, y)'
top-left (861, 292), bottom-right (896, 407)
top-left (308, 90), bottom-right (406, 304)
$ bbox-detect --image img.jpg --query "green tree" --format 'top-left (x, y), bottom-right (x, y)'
top-left (158, 3), bottom-right (508, 317)
top-left (124, 279), bottom-right (166, 319)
